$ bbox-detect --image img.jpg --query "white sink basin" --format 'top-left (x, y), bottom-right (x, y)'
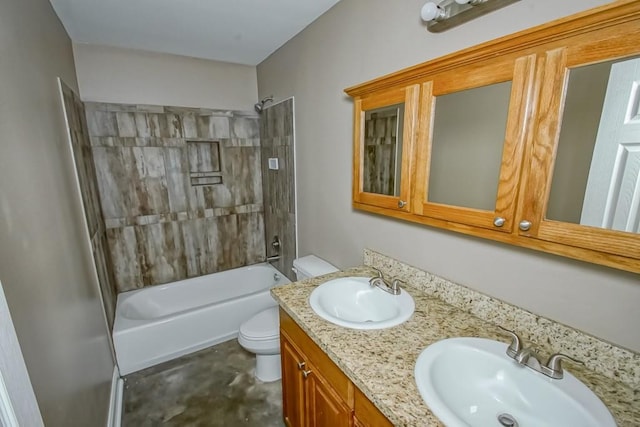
top-left (414, 337), bottom-right (616, 427)
top-left (309, 277), bottom-right (415, 330)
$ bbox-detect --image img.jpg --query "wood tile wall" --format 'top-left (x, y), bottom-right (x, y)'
top-left (260, 99), bottom-right (297, 280)
top-left (60, 82), bottom-right (118, 328)
top-left (85, 103), bottom-right (265, 291)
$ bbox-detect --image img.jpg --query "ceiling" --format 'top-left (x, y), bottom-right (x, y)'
top-left (49, 0), bottom-right (342, 66)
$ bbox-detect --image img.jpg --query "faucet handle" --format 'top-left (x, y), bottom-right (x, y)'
top-left (545, 353), bottom-right (583, 379)
top-left (498, 326), bottom-right (522, 358)
top-left (390, 278), bottom-right (404, 295)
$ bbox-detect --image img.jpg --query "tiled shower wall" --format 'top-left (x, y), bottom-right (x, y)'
top-left (260, 99), bottom-right (297, 280)
top-left (60, 83), bottom-right (118, 327)
top-left (85, 103), bottom-right (265, 291)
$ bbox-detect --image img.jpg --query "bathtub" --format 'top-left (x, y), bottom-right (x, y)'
top-left (113, 263), bottom-right (290, 375)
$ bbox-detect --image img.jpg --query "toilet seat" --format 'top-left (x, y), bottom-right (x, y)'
top-left (239, 307), bottom-right (279, 341)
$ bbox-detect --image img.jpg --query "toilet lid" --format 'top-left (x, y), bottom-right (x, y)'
top-left (240, 307), bottom-right (280, 340)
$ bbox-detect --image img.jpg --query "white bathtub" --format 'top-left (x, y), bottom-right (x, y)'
top-left (113, 263), bottom-right (290, 375)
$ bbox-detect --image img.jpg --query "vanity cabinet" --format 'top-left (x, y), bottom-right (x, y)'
top-left (346, 1), bottom-right (640, 273)
top-left (281, 334), bottom-right (351, 427)
top-left (352, 388), bottom-right (393, 427)
top-left (280, 309), bottom-right (393, 427)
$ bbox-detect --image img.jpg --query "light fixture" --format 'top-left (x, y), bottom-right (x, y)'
top-left (421, 0), bottom-right (520, 32)
top-left (420, 3), bottom-right (446, 22)
top-left (454, 0), bottom-right (487, 5)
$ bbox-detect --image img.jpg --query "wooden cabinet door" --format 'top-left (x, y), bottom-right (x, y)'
top-left (412, 53), bottom-right (537, 234)
top-left (306, 369), bottom-right (352, 427)
top-left (281, 335), bottom-right (306, 427)
top-left (518, 29), bottom-right (640, 267)
top-left (352, 84), bottom-right (420, 213)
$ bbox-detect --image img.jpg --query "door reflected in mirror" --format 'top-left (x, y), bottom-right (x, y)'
top-left (428, 81), bottom-right (512, 210)
top-left (547, 56), bottom-right (640, 234)
top-left (362, 103), bottom-right (404, 196)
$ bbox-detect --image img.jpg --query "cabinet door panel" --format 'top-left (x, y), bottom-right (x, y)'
top-left (353, 85), bottom-right (420, 212)
top-left (413, 54), bottom-right (537, 233)
top-left (520, 39), bottom-right (640, 261)
top-left (306, 371), bottom-right (352, 427)
top-left (281, 336), bottom-right (306, 427)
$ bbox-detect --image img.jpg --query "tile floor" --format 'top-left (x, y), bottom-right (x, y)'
top-left (121, 340), bottom-right (285, 427)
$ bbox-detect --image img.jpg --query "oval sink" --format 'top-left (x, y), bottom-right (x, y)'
top-left (309, 277), bottom-right (415, 330)
top-left (414, 337), bottom-right (616, 427)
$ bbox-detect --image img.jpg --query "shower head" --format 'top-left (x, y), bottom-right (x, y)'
top-left (254, 96), bottom-right (274, 113)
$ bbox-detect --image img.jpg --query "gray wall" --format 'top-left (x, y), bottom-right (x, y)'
top-left (86, 103), bottom-right (265, 290)
top-left (257, 0), bottom-right (640, 352)
top-left (73, 43), bottom-right (259, 111)
top-left (261, 99), bottom-right (297, 280)
top-left (0, 0), bottom-right (114, 425)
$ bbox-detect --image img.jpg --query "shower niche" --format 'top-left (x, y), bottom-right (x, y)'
top-left (187, 140), bottom-right (223, 186)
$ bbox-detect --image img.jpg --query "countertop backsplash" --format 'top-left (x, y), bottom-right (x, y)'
top-left (364, 249), bottom-right (640, 390)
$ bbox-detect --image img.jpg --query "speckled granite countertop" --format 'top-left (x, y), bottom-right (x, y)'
top-left (271, 266), bottom-right (640, 427)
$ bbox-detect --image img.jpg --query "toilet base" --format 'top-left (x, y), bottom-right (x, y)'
top-left (255, 353), bottom-right (281, 382)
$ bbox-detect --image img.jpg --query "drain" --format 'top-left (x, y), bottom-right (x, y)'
top-left (497, 413), bottom-right (519, 427)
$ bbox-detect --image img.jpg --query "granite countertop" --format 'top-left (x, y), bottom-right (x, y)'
top-left (271, 266), bottom-right (640, 427)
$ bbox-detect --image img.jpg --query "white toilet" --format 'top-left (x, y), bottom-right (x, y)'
top-left (238, 255), bottom-right (338, 382)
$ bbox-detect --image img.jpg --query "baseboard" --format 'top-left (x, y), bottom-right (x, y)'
top-left (107, 366), bottom-right (123, 427)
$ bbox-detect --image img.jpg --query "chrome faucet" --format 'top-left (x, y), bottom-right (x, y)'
top-left (498, 326), bottom-right (583, 379)
top-left (368, 268), bottom-right (403, 295)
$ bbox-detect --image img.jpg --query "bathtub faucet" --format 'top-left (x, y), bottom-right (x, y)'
top-left (271, 236), bottom-right (281, 252)
top-left (267, 236), bottom-right (281, 263)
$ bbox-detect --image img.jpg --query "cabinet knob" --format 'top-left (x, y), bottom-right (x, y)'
top-left (519, 220), bottom-right (532, 231)
top-left (297, 361), bottom-right (306, 370)
top-left (302, 369), bottom-right (313, 379)
top-left (398, 200), bottom-right (407, 208)
top-left (493, 217), bottom-right (506, 227)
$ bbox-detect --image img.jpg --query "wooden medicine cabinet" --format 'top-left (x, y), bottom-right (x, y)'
top-left (346, 0), bottom-right (640, 273)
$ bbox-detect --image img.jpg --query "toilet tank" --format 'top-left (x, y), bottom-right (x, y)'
top-left (292, 255), bottom-right (338, 280)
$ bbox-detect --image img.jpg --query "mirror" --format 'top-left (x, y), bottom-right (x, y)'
top-left (362, 103), bottom-right (404, 196)
top-left (547, 56), bottom-right (640, 234)
top-left (428, 81), bottom-right (512, 210)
